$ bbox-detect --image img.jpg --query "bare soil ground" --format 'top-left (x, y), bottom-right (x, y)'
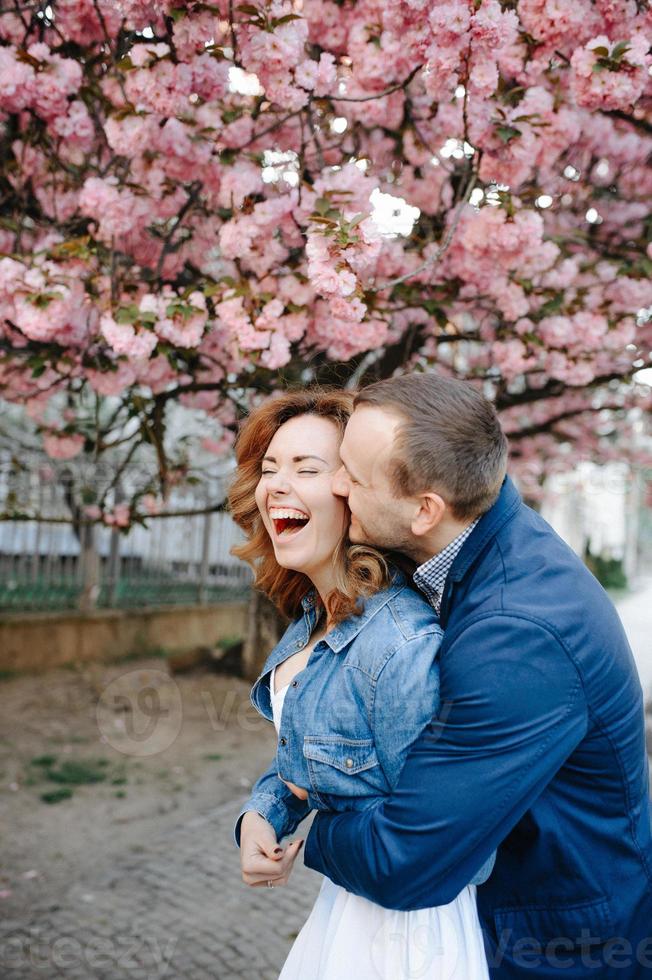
top-left (0, 655), bottom-right (275, 920)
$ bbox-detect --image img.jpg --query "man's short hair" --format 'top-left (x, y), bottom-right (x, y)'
top-left (354, 373), bottom-right (509, 521)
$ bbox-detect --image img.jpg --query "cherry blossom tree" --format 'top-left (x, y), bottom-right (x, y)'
top-left (1, 0), bottom-right (651, 521)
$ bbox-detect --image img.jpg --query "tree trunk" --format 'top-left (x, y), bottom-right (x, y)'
top-left (242, 590), bottom-right (286, 682)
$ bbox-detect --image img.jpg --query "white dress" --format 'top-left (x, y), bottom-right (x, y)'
top-left (269, 664), bottom-right (490, 980)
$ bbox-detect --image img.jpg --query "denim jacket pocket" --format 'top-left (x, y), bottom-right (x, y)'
top-left (303, 735), bottom-right (390, 803)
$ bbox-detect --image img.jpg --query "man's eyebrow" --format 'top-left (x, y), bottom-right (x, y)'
top-left (262, 455), bottom-right (328, 464)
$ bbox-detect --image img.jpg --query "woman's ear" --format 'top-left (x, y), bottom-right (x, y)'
top-left (410, 492), bottom-right (446, 537)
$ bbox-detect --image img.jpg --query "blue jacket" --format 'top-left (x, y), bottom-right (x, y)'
top-left (234, 576), bottom-right (496, 887)
top-left (302, 476), bottom-right (652, 979)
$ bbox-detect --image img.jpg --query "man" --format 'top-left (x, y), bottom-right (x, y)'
top-left (238, 373), bottom-right (652, 978)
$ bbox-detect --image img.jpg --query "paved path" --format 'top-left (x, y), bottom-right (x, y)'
top-left (0, 801), bottom-right (319, 980)
top-left (618, 577), bottom-right (652, 701)
top-left (1, 584), bottom-right (648, 980)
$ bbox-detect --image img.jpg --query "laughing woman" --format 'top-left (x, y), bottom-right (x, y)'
top-left (229, 388), bottom-right (494, 980)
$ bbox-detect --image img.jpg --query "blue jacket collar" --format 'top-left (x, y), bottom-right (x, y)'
top-left (439, 475), bottom-right (521, 623)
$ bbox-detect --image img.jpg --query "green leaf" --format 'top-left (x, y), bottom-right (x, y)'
top-left (272, 13), bottom-right (303, 26)
top-left (590, 46), bottom-right (610, 57)
top-left (310, 215), bottom-right (339, 226)
top-left (314, 197), bottom-right (333, 216)
top-left (139, 311), bottom-right (157, 325)
top-left (639, 257), bottom-right (652, 277)
top-left (496, 124), bottom-right (522, 143)
top-left (115, 304), bottom-right (140, 325)
top-left (610, 41), bottom-right (631, 61)
top-left (538, 293), bottom-right (564, 316)
top-left (346, 212), bottom-right (367, 229)
top-left (237, 3), bottom-right (261, 15)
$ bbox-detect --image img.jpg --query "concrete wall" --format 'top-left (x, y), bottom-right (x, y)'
top-left (0, 603), bottom-right (248, 674)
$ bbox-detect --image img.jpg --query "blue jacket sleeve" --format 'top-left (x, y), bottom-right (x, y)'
top-left (372, 629), bottom-right (496, 890)
top-left (303, 614), bottom-right (588, 909)
top-left (234, 756), bottom-right (312, 847)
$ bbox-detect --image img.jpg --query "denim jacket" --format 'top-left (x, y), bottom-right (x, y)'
top-left (234, 572), bottom-right (496, 888)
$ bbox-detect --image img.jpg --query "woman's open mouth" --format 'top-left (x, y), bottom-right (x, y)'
top-left (269, 507), bottom-right (310, 537)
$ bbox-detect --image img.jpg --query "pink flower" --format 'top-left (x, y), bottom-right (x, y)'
top-left (141, 493), bottom-right (162, 515)
top-left (105, 502), bottom-right (131, 527)
top-left (201, 431), bottom-right (236, 456)
top-left (469, 56), bottom-right (499, 97)
top-left (571, 34), bottom-right (651, 110)
top-left (100, 313), bottom-right (158, 359)
top-left (260, 331), bottom-right (292, 369)
top-left (86, 362), bottom-right (138, 396)
top-left (296, 52), bottom-right (337, 95)
top-left (43, 432), bottom-right (85, 460)
top-left (218, 162), bottom-right (264, 209)
top-left (491, 339), bottom-right (536, 380)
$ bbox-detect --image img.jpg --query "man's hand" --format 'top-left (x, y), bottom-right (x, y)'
top-left (240, 810), bottom-right (304, 888)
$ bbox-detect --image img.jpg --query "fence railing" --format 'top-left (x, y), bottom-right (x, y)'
top-left (0, 452), bottom-right (252, 613)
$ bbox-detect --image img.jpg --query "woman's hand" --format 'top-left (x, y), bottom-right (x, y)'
top-left (240, 810), bottom-right (304, 888)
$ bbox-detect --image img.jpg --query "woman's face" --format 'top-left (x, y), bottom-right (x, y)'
top-left (255, 414), bottom-right (348, 588)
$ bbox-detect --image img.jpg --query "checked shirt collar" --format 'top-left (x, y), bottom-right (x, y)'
top-left (413, 519), bottom-right (480, 614)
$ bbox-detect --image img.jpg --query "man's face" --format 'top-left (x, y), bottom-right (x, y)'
top-left (332, 405), bottom-right (418, 555)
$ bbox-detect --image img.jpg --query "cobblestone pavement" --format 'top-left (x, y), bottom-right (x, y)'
top-left (1, 585), bottom-right (648, 980)
top-left (0, 801), bottom-right (319, 980)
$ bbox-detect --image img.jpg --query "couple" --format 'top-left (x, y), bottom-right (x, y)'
top-left (230, 373), bottom-right (652, 979)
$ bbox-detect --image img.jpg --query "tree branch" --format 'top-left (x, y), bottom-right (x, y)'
top-left (332, 64), bottom-right (423, 103)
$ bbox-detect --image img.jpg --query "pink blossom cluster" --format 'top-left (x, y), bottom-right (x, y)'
top-left (306, 215), bottom-right (382, 321)
top-left (79, 178), bottom-right (152, 244)
top-left (238, 0), bottom-right (310, 109)
top-left (571, 34), bottom-right (651, 111)
top-left (124, 43), bottom-right (229, 115)
top-left (0, 257), bottom-right (92, 347)
top-left (43, 431), bottom-right (85, 461)
top-left (0, 0), bottom-right (650, 498)
top-left (421, 0), bottom-right (519, 102)
top-left (214, 292), bottom-right (305, 370)
top-left (308, 302), bottom-right (389, 361)
top-left (0, 43), bottom-right (81, 122)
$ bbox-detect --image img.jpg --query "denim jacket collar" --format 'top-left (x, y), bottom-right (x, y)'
top-left (256, 568), bottom-right (409, 682)
top-left (322, 569), bottom-right (408, 653)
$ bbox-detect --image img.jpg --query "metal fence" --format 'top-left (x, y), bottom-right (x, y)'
top-left (0, 452), bottom-right (252, 613)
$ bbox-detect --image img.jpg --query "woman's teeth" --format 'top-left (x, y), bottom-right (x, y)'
top-left (269, 508), bottom-right (310, 536)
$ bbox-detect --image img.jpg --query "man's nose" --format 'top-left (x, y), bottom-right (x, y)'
top-left (332, 466), bottom-right (349, 497)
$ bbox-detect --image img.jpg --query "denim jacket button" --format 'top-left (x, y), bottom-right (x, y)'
top-left (291, 680), bottom-right (298, 687)
top-left (345, 758), bottom-right (354, 769)
top-left (279, 737), bottom-right (287, 746)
